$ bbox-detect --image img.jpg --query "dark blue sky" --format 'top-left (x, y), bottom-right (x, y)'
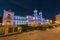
top-left (0, 0), bottom-right (60, 20)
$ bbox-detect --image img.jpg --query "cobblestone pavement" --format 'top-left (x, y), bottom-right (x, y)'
top-left (0, 27), bottom-right (60, 40)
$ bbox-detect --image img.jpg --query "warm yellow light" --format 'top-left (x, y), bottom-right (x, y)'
top-left (55, 21), bottom-right (60, 24)
top-left (7, 22), bottom-right (10, 25)
top-left (50, 20), bottom-right (52, 23)
top-left (26, 20), bottom-right (28, 22)
top-left (26, 16), bottom-right (28, 19)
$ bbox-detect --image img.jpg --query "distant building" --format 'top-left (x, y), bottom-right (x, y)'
top-left (55, 14), bottom-right (60, 24)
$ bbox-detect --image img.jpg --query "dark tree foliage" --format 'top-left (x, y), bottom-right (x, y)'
top-left (0, 16), bottom-right (3, 23)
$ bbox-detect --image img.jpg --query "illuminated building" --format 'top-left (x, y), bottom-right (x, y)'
top-left (27, 9), bottom-right (38, 26)
top-left (2, 9), bottom-right (51, 26)
top-left (55, 14), bottom-right (60, 24)
top-left (2, 10), bottom-right (23, 35)
top-left (2, 10), bottom-right (27, 25)
top-left (2, 10), bottom-right (14, 25)
top-left (27, 10), bottom-right (50, 26)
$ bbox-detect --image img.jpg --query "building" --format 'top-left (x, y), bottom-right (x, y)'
top-left (2, 10), bottom-right (51, 26)
top-left (55, 14), bottom-right (60, 24)
top-left (2, 10), bottom-right (27, 25)
top-left (1, 10), bottom-right (22, 35)
top-left (2, 10), bottom-right (14, 25)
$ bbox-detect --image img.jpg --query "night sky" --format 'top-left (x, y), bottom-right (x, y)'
top-left (0, 0), bottom-right (60, 20)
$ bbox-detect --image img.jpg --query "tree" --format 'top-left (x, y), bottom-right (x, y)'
top-left (0, 16), bottom-right (3, 23)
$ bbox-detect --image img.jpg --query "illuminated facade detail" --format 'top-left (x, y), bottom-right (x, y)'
top-left (46, 19), bottom-right (50, 24)
top-left (14, 16), bottom-right (27, 25)
top-left (2, 10), bottom-right (14, 25)
top-left (27, 16), bottom-right (34, 26)
top-left (42, 18), bottom-right (45, 24)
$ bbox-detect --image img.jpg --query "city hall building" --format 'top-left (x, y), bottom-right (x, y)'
top-left (2, 10), bottom-right (50, 26)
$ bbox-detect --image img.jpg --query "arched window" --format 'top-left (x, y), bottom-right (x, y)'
top-left (7, 14), bottom-right (11, 18)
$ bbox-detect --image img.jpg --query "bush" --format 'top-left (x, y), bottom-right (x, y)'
top-left (48, 25), bottom-right (54, 29)
top-left (8, 28), bottom-right (13, 33)
top-left (39, 26), bottom-right (47, 31)
top-left (20, 25), bottom-right (48, 32)
top-left (28, 27), bottom-right (36, 31)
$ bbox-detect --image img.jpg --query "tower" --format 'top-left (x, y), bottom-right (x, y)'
top-left (2, 10), bottom-right (14, 25)
top-left (39, 11), bottom-right (43, 24)
top-left (34, 9), bottom-right (38, 20)
top-left (33, 9), bottom-right (38, 24)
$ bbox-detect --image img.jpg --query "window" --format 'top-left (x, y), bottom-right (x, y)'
top-left (7, 14), bottom-right (11, 18)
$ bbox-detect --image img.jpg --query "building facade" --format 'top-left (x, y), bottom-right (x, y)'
top-left (14, 16), bottom-right (27, 25)
top-left (2, 10), bottom-right (50, 26)
top-left (55, 14), bottom-right (60, 24)
top-left (2, 10), bottom-right (14, 25)
top-left (2, 10), bottom-right (27, 25)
